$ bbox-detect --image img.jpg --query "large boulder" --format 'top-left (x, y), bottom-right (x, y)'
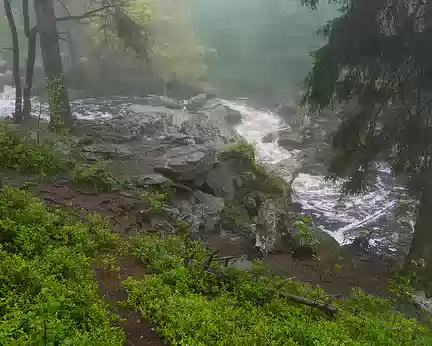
top-left (155, 144), bottom-right (216, 181)
top-left (182, 105), bottom-right (242, 145)
top-left (146, 95), bottom-right (183, 109)
top-left (186, 93), bottom-right (208, 111)
top-left (255, 197), bottom-right (294, 254)
top-left (170, 190), bottom-right (225, 233)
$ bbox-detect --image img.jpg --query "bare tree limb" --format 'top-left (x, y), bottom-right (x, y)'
top-left (268, 288), bottom-right (338, 316)
top-left (56, 4), bottom-right (114, 22)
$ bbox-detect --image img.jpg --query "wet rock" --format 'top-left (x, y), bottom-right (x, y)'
top-left (183, 106), bottom-right (242, 145)
top-left (82, 143), bottom-right (133, 160)
top-left (262, 132), bottom-right (278, 143)
top-left (186, 93), bottom-right (208, 111)
top-left (204, 161), bottom-right (236, 200)
top-left (255, 198), bottom-right (293, 254)
top-left (225, 107), bottom-right (242, 125)
top-left (155, 144), bottom-right (216, 181)
top-left (132, 174), bottom-right (172, 188)
top-left (146, 95), bottom-right (183, 109)
top-left (278, 136), bottom-right (304, 150)
top-left (170, 191), bottom-right (224, 233)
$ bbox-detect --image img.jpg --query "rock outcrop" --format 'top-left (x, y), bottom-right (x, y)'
top-left (70, 94), bottom-right (298, 255)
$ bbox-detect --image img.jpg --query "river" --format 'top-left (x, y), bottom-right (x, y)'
top-left (0, 90), bottom-right (413, 256)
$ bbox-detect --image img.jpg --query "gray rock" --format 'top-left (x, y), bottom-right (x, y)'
top-left (182, 106), bottom-right (242, 145)
top-left (225, 107), bottom-right (242, 125)
top-left (186, 93), bottom-right (208, 110)
top-left (262, 131), bottom-right (279, 143)
top-left (204, 161), bottom-right (236, 200)
top-left (82, 143), bottom-right (133, 160)
top-left (170, 191), bottom-right (224, 233)
top-left (155, 144), bottom-right (216, 181)
top-left (133, 174), bottom-right (172, 188)
top-left (278, 136), bottom-right (304, 150)
top-left (146, 95), bottom-right (183, 109)
top-left (255, 196), bottom-right (295, 254)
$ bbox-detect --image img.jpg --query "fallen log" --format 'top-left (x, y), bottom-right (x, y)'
top-left (268, 288), bottom-right (338, 316)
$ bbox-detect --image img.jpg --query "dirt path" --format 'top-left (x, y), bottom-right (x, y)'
top-left (94, 257), bottom-right (165, 345)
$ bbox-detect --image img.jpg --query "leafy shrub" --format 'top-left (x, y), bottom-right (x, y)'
top-left (73, 163), bottom-right (120, 192)
top-left (124, 234), bottom-right (432, 346)
top-left (139, 184), bottom-right (176, 215)
top-left (0, 124), bottom-right (67, 175)
top-left (0, 186), bottom-right (123, 345)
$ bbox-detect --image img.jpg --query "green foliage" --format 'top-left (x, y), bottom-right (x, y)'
top-left (139, 184), bottom-right (175, 215)
top-left (219, 142), bottom-right (256, 163)
top-left (0, 124), bottom-right (68, 175)
top-left (124, 234), bottom-right (431, 345)
top-left (73, 163), bottom-right (120, 192)
top-left (219, 143), bottom-right (287, 196)
top-left (220, 202), bottom-right (250, 229)
top-left (0, 186), bottom-right (123, 344)
top-left (294, 217), bottom-right (320, 247)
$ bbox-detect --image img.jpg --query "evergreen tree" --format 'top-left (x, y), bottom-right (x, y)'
top-left (300, 0), bottom-right (432, 292)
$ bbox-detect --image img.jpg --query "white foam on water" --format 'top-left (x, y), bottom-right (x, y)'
top-left (225, 99), bottom-right (402, 244)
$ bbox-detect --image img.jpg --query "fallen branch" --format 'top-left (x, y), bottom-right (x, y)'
top-left (268, 288), bottom-right (338, 316)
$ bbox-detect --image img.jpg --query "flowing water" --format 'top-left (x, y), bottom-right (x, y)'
top-left (0, 91), bottom-right (413, 255)
top-left (224, 100), bottom-right (413, 256)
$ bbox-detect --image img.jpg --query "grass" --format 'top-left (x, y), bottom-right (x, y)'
top-left (0, 124), bottom-right (69, 175)
top-left (123, 234), bottom-right (432, 345)
top-left (0, 186), bottom-right (124, 345)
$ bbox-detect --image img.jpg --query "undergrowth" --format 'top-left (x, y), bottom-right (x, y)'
top-left (124, 234), bottom-right (432, 345)
top-left (0, 124), bottom-right (68, 175)
top-left (73, 163), bottom-right (120, 192)
top-left (0, 186), bottom-right (124, 345)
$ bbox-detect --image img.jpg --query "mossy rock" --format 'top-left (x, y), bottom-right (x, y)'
top-left (218, 142), bottom-right (255, 165)
top-left (221, 202), bottom-right (251, 229)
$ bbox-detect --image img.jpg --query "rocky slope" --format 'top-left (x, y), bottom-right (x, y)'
top-left (65, 95), bottom-right (301, 255)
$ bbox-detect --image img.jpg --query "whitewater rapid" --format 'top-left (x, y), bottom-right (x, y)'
top-left (224, 100), bottom-right (409, 248)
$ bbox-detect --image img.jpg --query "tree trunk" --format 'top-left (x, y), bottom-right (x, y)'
top-left (34, 0), bottom-right (72, 128)
top-left (4, 0), bottom-right (22, 123)
top-left (407, 189), bottom-right (432, 292)
top-left (23, 27), bottom-right (38, 119)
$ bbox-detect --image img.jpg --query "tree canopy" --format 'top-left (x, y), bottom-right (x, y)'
top-left (300, 0), bottom-right (432, 288)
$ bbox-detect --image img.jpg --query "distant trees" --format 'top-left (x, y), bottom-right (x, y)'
top-left (2, 0), bottom-right (151, 128)
top-left (300, 0), bottom-right (432, 291)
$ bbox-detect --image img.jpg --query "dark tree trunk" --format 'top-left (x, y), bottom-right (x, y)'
top-left (407, 188), bottom-right (432, 286)
top-left (4, 0), bottom-right (22, 123)
top-left (23, 27), bottom-right (38, 119)
top-left (34, 0), bottom-right (72, 128)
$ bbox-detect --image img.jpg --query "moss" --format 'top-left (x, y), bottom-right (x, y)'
top-left (218, 142), bottom-right (256, 164)
top-left (221, 202), bottom-right (251, 229)
top-left (219, 143), bottom-right (288, 198)
top-left (253, 163), bottom-right (288, 197)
